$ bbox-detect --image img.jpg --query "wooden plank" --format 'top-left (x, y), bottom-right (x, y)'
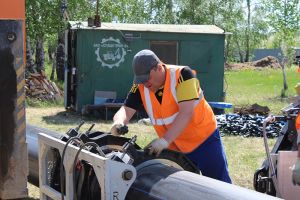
top-left (41, 80), bottom-right (51, 93)
top-left (44, 79), bottom-right (56, 94)
top-left (32, 78), bottom-right (41, 86)
top-left (30, 73), bottom-right (42, 78)
top-left (277, 151), bottom-right (300, 200)
top-left (51, 82), bottom-right (61, 95)
top-left (41, 70), bottom-right (47, 77)
top-left (28, 80), bottom-right (35, 86)
top-left (31, 90), bottom-right (44, 96)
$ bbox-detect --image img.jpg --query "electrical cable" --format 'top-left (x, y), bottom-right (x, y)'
top-left (60, 137), bottom-right (83, 200)
top-left (72, 142), bottom-right (106, 200)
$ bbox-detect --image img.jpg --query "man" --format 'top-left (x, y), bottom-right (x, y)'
top-left (293, 83), bottom-right (300, 185)
top-left (111, 49), bottom-right (231, 183)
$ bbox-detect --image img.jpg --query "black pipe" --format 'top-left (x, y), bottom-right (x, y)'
top-left (26, 124), bottom-right (63, 186)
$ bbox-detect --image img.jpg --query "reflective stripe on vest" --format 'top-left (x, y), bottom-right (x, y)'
top-left (143, 66), bottom-right (203, 126)
top-left (170, 68), bottom-right (178, 102)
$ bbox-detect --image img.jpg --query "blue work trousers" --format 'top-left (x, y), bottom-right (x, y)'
top-left (185, 128), bottom-right (232, 183)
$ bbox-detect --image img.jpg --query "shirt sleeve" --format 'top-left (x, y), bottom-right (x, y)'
top-left (124, 84), bottom-right (144, 111)
top-left (176, 67), bottom-right (201, 103)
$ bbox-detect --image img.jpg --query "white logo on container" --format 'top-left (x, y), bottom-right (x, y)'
top-left (94, 37), bottom-right (128, 68)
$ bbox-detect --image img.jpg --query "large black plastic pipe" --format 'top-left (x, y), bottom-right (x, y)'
top-left (127, 163), bottom-right (281, 200)
top-left (26, 124), bottom-right (280, 200)
top-left (26, 124), bottom-right (63, 186)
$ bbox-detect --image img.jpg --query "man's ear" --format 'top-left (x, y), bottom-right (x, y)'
top-left (157, 64), bottom-right (163, 71)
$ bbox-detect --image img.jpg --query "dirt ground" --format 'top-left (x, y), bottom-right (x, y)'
top-left (226, 56), bottom-right (282, 70)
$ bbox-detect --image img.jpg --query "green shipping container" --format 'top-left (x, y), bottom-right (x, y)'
top-left (65, 22), bottom-right (226, 114)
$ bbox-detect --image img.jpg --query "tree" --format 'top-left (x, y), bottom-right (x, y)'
top-left (25, 36), bottom-right (36, 76)
top-left (244, 1), bottom-right (269, 61)
top-left (262, 0), bottom-right (300, 97)
top-left (144, 0), bottom-right (176, 24)
top-left (213, 0), bottom-right (244, 62)
top-left (221, 1), bottom-right (268, 62)
top-left (26, 0), bottom-right (63, 73)
top-left (245, 0), bottom-right (251, 62)
top-left (176, 0), bottom-right (211, 24)
top-left (263, 0), bottom-right (300, 66)
top-left (26, 0), bottom-right (95, 77)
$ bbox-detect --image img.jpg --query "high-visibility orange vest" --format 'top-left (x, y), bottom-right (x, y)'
top-left (296, 113), bottom-right (300, 130)
top-left (138, 65), bottom-right (217, 153)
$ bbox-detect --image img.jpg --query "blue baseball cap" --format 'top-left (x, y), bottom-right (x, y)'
top-left (132, 49), bottom-right (160, 84)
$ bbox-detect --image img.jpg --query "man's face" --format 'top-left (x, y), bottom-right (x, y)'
top-left (143, 65), bottom-right (164, 92)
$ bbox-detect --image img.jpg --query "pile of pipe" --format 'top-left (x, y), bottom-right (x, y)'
top-left (216, 114), bottom-right (286, 138)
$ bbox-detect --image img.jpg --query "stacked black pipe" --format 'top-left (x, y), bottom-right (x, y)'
top-left (216, 114), bottom-right (286, 138)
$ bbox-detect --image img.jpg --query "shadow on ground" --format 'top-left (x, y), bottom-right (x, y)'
top-left (41, 108), bottom-right (146, 126)
top-left (41, 109), bottom-right (113, 126)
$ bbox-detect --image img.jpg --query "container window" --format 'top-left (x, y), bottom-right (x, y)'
top-left (150, 41), bottom-right (178, 64)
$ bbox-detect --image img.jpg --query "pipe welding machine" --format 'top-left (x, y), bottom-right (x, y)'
top-left (27, 123), bottom-right (281, 200)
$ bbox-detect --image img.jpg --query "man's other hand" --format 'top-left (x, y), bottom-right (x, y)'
top-left (110, 123), bottom-right (128, 135)
top-left (144, 138), bottom-right (169, 157)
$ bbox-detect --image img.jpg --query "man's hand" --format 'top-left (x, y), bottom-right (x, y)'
top-left (144, 138), bottom-right (169, 157)
top-left (293, 158), bottom-right (300, 185)
top-left (110, 123), bottom-right (128, 136)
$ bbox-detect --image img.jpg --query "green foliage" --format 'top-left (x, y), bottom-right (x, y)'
top-left (176, 0), bottom-right (270, 63)
top-left (226, 1), bottom-right (269, 62)
top-left (119, 0), bottom-right (148, 23)
top-left (145, 0), bottom-right (176, 24)
top-left (67, 0), bottom-right (94, 21)
top-left (264, 0), bottom-right (300, 34)
top-left (249, 4), bottom-right (269, 48)
top-left (26, 0), bottom-right (63, 40)
top-left (176, 0), bottom-right (210, 24)
top-left (262, 0), bottom-right (300, 65)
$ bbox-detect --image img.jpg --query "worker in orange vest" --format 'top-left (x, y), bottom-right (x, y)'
top-left (111, 49), bottom-right (231, 183)
top-left (293, 83), bottom-right (300, 185)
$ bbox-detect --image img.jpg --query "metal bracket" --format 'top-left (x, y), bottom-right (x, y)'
top-left (38, 132), bottom-right (136, 200)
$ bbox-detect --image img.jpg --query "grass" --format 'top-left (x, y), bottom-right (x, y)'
top-left (26, 66), bottom-right (298, 198)
top-left (225, 66), bottom-right (299, 114)
top-left (223, 136), bottom-right (275, 188)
